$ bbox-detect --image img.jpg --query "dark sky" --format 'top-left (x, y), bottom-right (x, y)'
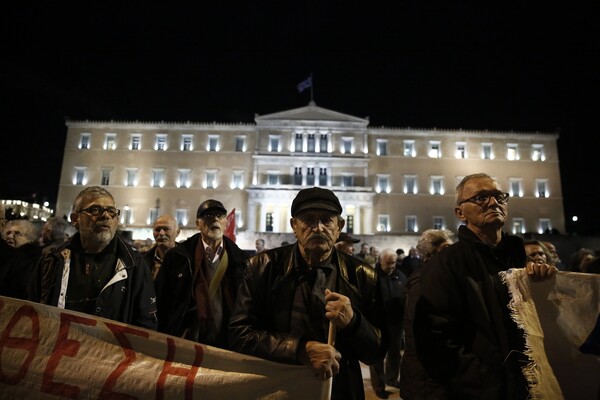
top-left (2, 3), bottom-right (598, 234)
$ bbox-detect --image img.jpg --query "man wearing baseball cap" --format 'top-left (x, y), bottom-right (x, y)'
top-left (154, 199), bottom-right (249, 349)
top-left (230, 187), bottom-right (387, 400)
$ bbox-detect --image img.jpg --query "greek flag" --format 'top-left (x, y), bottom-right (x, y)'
top-left (297, 76), bottom-right (312, 93)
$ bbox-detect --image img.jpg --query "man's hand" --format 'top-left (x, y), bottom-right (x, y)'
top-left (298, 340), bottom-right (341, 380)
top-left (526, 260), bottom-right (558, 282)
top-left (324, 288), bottom-right (353, 328)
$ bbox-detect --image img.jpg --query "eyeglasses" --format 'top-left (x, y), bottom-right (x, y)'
top-left (458, 192), bottom-right (509, 206)
top-left (79, 206), bottom-right (120, 218)
top-left (199, 212), bottom-right (226, 221)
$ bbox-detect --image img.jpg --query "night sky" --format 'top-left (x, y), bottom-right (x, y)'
top-left (2, 3), bottom-right (598, 234)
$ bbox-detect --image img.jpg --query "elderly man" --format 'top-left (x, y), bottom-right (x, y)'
top-left (28, 186), bottom-right (158, 329)
top-left (142, 214), bottom-right (180, 280)
top-left (414, 173), bottom-right (557, 399)
top-left (154, 199), bottom-right (249, 349)
top-left (229, 187), bottom-right (387, 400)
top-left (334, 232), bottom-right (360, 256)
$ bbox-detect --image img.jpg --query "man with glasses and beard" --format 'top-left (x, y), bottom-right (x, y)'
top-left (28, 186), bottom-right (158, 330)
top-left (413, 173), bottom-right (557, 399)
top-left (154, 199), bottom-right (249, 349)
top-left (229, 187), bottom-right (387, 400)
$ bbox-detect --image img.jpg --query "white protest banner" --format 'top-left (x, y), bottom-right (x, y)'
top-left (502, 270), bottom-right (600, 400)
top-left (0, 296), bottom-right (327, 399)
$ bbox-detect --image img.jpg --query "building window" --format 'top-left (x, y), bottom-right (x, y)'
top-left (208, 135), bottom-right (219, 152)
top-left (532, 144), bottom-right (545, 161)
top-left (507, 143), bottom-right (519, 160)
top-left (403, 140), bottom-right (415, 157)
top-left (404, 175), bottom-right (417, 194)
top-left (376, 139), bottom-right (388, 156)
top-left (182, 135), bottom-right (193, 151)
top-left (149, 208), bottom-right (160, 225)
top-left (231, 171), bottom-right (244, 189)
top-left (430, 176), bottom-right (444, 195)
top-left (152, 169), bottom-right (165, 188)
top-left (342, 138), bottom-right (353, 154)
top-left (406, 216), bottom-right (418, 233)
top-left (455, 142), bottom-right (467, 159)
top-left (176, 209), bottom-right (188, 226)
top-left (294, 167), bottom-right (303, 185)
top-left (74, 167), bottom-right (87, 186)
top-left (104, 134), bottom-right (117, 150)
top-left (235, 136), bottom-right (246, 152)
top-left (377, 215), bottom-right (391, 232)
top-left (509, 178), bottom-right (523, 197)
top-left (205, 170), bottom-right (217, 189)
top-left (433, 216), bottom-right (444, 229)
top-left (512, 218), bottom-right (525, 235)
top-left (319, 168), bottom-right (328, 186)
top-left (130, 135), bottom-right (141, 150)
top-left (266, 212), bottom-right (274, 232)
top-left (126, 169), bottom-right (138, 187)
top-left (539, 218), bottom-right (552, 234)
top-left (235, 210), bottom-right (243, 229)
top-left (307, 134), bottom-right (316, 152)
top-left (428, 141), bottom-right (441, 158)
top-left (376, 175), bottom-right (390, 193)
top-left (80, 133), bottom-right (91, 149)
top-left (155, 134), bottom-right (167, 151)
top-left (101, 168), bottom-right (111, 186)
top-left (267, 171), bottom-right (280, 185)
top-left (320, 134), bottom-right (328, 153)
top-left (269, 135), bottom-right (281, 152)
top-left (342, 174), bottom-right (354, 187)
top-left (535, 179), bottom-right (549, 198)
top-left (125, 168), bottom-right (138, 187)
top-left (294, 133), bottom-right (303, 152)
top-left (121, 206), bottom-right (133, 226)
top-left (346, 215), bottom-right (354, 234)
top-left (178, 169), bottom-right (191, 188)
top-left (482, 143), bottom-right (493, 160)
top-left (307, 167), bottom-right (315, 185)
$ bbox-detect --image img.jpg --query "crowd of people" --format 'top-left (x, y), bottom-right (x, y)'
top-left (0, 172), bottom-right (597, 399)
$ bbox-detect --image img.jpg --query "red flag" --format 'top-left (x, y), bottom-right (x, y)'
top-left (224, 208), bottom-right (236, 243)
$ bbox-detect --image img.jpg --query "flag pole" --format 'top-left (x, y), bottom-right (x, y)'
top-left (310, 72), bottom-right (314, 102)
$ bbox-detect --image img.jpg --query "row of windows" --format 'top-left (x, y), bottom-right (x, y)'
top-left (117, 205), bottom-right (554, 236)
top-left (79, 132), bottom-right (548, 161)
top-left (72, 167), bottom-right (551, 198)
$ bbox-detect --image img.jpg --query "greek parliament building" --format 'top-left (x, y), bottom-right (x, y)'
top-left (55, 102), bottom-right (563, 250)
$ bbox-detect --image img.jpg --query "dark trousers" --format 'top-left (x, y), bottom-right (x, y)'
top-left (370, 322), bottom-right (404, 391)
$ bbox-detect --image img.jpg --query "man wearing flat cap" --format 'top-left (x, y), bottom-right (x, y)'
top-left (154, 199), bottom-right (249, 349)
top-left (335, 232), bottom-right (360, 256)
top-left (229, 187), bottom-right (387, 400)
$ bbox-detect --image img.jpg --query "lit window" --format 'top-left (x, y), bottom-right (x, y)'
top-left (532, 144), bottom-right (544, 161)
top-left (176, 209), bottom-right (188, 226)
top-left (377, 139), bottom-right (388, 156)
top-left (205, 170), bottom-right (217, 189)
top-left (105, 134), bottom-right (117, 150)
top-left (535, 179), bottom-right (549, 198)
top-left (182, 135), bottom-right (193, 151)
top-left (74, 167), bottom-right (87, 186)
top-left (428, 141), bottom-right (441, 158)
top-left (269, 136), bottom-right (281, 152)
top-left (482, 143), bottom-right (493, 159)
top-left (155, 134), bottom-right (167, 151)
top-left (319, 168), bottom-right (328, 186)
top-left (178, 169), bottom-right (191, 188)
top-left (307, 134), bottom-right (315, 152)
top-left (455, 142), bottom-right (467, 159)
top-left (377, 215), bottom-right (390, 232)
top-left (342, 138), bottom-right (354, 154)
top-left (294, 167), bottom-right (303, 185)
top-left (404, 175), bottom-right (417, 194)
top-left (306, 167), bottom-right (315, 185)
top-left (80, 133), bottom-right (91, 149)
top-left (406, 216), bottom-right (418, 233)
top-left (152, 169), bottom-right (165, 188)
top-left (231, 171), bottom-right (244, 189)
top-left (538, 218), bottom-right (552, 234)
top-left (430, 176), bottom-right (444, 195)
top-left (433, 216), bottom-right (444, 229)
top-left (509, 178), bottom-right (523, 197)
top-left (403, 140), bottom-right (415, 157)
top-left (208, 136), bottom-right (220, 152)
top-left (131, 135), bottom-right (141, 150)
top-left (126, 169), bottom-right (138, 187)
top-left (101, 168), bottom-right (111, 186)
top-left (235, 136), bottom-right (246, 152)
top-left (507, 143), bottom-right (519, 160)
top-left (121, 206), bottom-right (133, 225)
top-left (148, 208), bottom-right (159, 225)
top-left (376, 175), bottom-right (390, 193)
top-left (320, 133), bottom-right (328, 153)
top-left (512, 218), bottom-right (525, 235)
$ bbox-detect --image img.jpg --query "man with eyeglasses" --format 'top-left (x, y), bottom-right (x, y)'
top-left (229, 187), bottom-right (387, 400)
top-left (154, 199), bottom-right (249, 349)
top-left (28, 186), bottom-right (158, 330)
top-left (413, 173), bottom-right (557, 399)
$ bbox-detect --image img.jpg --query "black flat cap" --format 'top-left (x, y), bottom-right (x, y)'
top-left (196, 199), bottom-right (227, 218)
top-left (291, 187), bottom-right (343, 217)
top-left (337, 233), bottom-right (360, 243)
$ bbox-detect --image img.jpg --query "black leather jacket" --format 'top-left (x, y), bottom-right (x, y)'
top-left (229, 244), bottom-right (387, 400)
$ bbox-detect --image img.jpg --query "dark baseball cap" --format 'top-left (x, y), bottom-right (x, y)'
top-left (196, 199), bottom-right (227, 218)
top-left (337, 233), bottom-right (360, 243)
top-left (291, 187), bottom-right (343, 217)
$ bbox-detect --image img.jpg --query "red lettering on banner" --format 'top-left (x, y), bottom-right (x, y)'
top-left (0, 302), bottom-right (40, 384)
top-left (99, 322), bottom-right (149, 400)
top-left (41, 313), bottom-right (97, 398)
top-left (156, 337), bottom-right (203, 400)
